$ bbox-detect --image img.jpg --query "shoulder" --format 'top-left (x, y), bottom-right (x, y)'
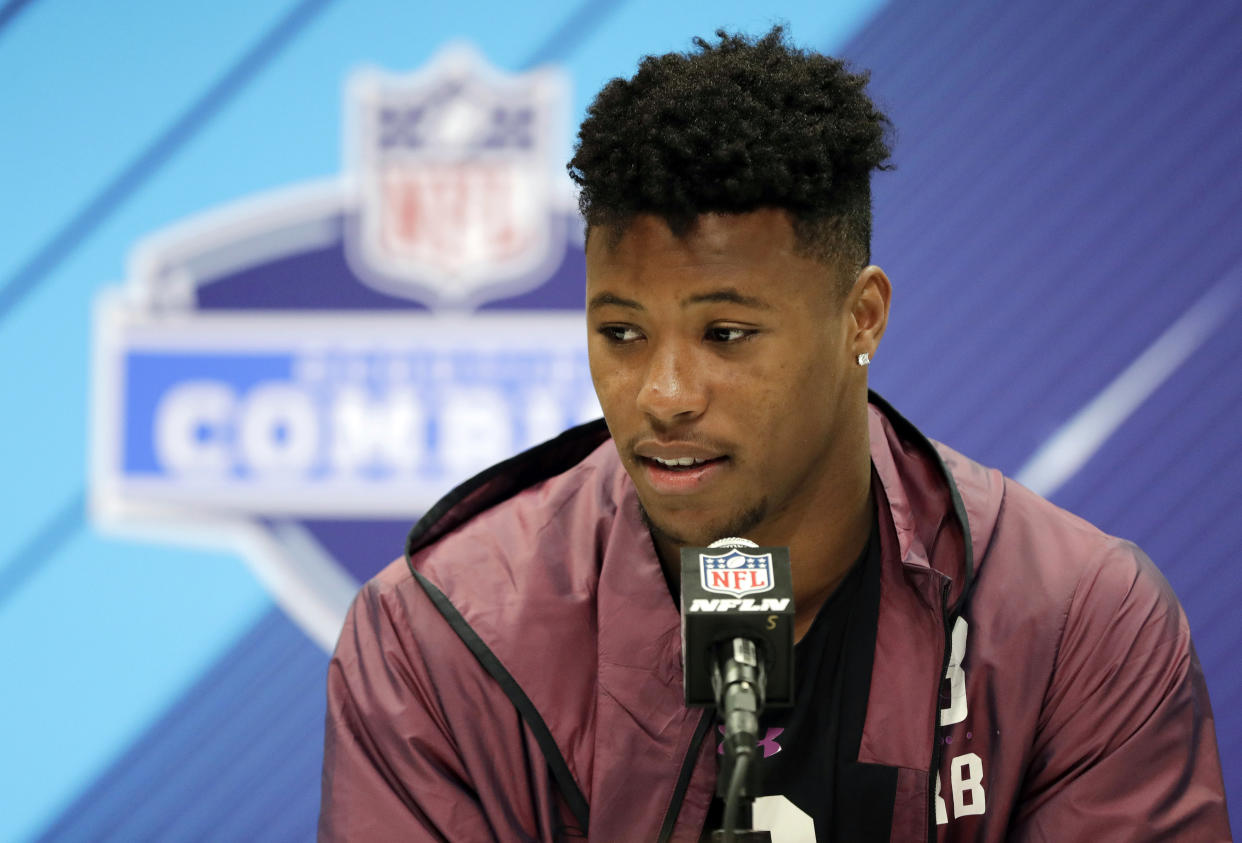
top-left (989, 486), bottom-right (1225, 836)
top-left (949, 465), bottom-right (1193, 723)
top-left (984, 477), bottom-right (1178, 624)
top-left (336, 433), bottom-right (627, 657)
top-left (410, 437), bottom-right (628, 603)
top-left (329, 437), bottom-right (629, 719)
top-left (965, 475), bottom-right (1193, 738)
top-left (336, 438), bottom-right (629, 687)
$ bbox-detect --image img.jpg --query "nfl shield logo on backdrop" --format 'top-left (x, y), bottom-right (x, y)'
top-left (345, 46), bottom-right (568, 308)
top-left (700, 549), bottom-right (775, 598)
top-left (92, 43), bottom-right (592, 653)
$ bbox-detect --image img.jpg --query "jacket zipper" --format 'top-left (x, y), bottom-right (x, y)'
top-left (927, 578), bottom-right (953, 843)
top-left (657, 708), bottom-right (715, 843)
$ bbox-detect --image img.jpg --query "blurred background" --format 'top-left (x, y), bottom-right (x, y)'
top-left (1, 0), bottom-right (1238, 839)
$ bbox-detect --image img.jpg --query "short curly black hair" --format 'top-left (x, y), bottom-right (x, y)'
top-left (568, 27), bottom-right (893, 285)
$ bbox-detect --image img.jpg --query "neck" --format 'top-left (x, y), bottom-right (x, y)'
top-left (784, 473), bottom-right (873, 641)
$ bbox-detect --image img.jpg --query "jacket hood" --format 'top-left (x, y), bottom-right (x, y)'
top-left (405, 416), bottom-right (611, 557)
top-left (407, 391), bottom-right (1003, 614)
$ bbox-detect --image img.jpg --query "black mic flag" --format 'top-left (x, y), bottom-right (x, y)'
top-left (680, 540), bottom-right (795, 709)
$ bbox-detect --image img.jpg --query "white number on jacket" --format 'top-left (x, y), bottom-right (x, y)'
top-left (934, 617), bottom-right (988, 825)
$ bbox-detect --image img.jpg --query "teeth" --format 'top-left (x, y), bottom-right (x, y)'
top-left (653, 456), bottom-right (707, 467)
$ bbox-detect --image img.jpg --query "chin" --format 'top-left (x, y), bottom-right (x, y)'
top-left (642, 501), bottom-right (768, 548)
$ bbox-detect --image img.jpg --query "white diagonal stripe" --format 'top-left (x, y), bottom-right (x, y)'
top-left (244, 520), bottom-right (360, 653)
top-left (1016, 268), bottom-right (1242, 498)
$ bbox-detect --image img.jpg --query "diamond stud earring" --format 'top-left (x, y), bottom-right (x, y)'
top-left (856, 352), bottom-right (871, 367)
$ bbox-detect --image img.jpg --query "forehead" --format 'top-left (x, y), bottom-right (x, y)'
top-left (588, 210), bottom-right (792, 269)
top-left (585, 210), bottom-right (834, 302)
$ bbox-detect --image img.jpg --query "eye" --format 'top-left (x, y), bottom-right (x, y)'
top-left (598, 324), bottom-right (643, 343)
top-left (705, 326), bottom-right (755, 344)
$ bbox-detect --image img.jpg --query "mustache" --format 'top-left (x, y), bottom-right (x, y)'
top-left (622, 431), bottom-right (734, 456)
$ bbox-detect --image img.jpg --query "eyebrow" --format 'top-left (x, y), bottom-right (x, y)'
top-left (586, 288), bottom-right (772, 312)
top-left (587, 292), bottom-right (643, 311)
top-left (682, 288), bottom-right (772, 310)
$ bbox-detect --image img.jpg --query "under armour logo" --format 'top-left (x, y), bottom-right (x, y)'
top-left (717, 726), bottom-right (784, 758)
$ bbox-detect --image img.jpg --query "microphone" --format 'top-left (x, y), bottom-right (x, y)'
top-left (681, 537), bottom-right (795, 834)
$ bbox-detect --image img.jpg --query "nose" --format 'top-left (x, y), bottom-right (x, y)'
top-left (637, 342), bottom-right (707, 426)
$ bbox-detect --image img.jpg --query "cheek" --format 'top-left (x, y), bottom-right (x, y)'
top-left (586, 342), bottom-right (610, 391)
top-left (755, 346), bottom-right (829, 398)
top-left (761, 357), bottom-right (841, 439)
top-left (587, 352), bottom-right (631, 415)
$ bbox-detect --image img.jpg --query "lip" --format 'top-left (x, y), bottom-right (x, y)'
top-left (638, 454), bottom-right (729, 495)
top-left (634, 441), bottom-right (725, 462)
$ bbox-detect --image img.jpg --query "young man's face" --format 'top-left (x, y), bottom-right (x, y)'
top-left (586, 209), bottom-right (875, 550)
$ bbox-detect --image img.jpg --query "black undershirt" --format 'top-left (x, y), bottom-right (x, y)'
top-left (699, 510), bottom-right (897, 840)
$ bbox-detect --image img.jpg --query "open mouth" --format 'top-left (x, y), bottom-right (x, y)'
top-left (638, 454), bottom-right (729, 494)
top-left (645, 455), bottom-right (724, 470)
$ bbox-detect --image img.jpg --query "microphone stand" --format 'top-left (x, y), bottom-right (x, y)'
top-left (711, 751), bottom-right (770, 843)
top-left (710, 640), bottom-right (773, 843)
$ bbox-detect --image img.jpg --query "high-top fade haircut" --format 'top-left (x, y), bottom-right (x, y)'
top-left (568, 27), bottom-right (893, 292)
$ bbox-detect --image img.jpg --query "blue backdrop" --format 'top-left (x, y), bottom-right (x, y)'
top-left (1, 0), bottom-right (1237, 839)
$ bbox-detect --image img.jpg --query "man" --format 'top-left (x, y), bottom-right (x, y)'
top-left (319, 29), bottom-right (1229, 841)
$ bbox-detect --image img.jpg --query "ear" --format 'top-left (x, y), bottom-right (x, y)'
top-left (846, 265), bottom-right (891, 360)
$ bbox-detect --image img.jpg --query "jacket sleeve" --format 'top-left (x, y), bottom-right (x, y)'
top-left (318, 579), bottom-right (497, 842)
top-left (1009, 541), bottom-right (1231, 840)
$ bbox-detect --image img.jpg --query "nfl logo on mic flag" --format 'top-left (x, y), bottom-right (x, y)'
top-left (700, 548), bottom-right (775, 598)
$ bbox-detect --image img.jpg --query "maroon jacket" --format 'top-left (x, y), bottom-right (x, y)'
top-left (319, 397), bottom-right (1229, 841)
